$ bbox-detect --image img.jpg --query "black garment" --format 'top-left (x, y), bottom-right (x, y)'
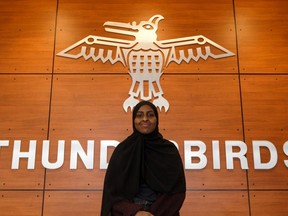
top-left (101, 130), bottom-right (186, 216)
top-left (134, 183), bottom-right (157, 202)
top-left (100, 101), bottom-right (186, 216)
top-left (111, 193), bottom-right (185, 216)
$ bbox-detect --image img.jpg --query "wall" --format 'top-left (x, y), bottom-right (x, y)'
top-left (0, 0), bottom-right (287, 215)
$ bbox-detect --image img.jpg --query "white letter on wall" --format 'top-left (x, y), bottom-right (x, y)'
top-left (283, 141), bottom-right (288, 167)
top-left (0, 140), bottom-right (9, 147)
top-left (42, 140), bottom-right (65, 169)
top-left (184, 140), bottom-right (207, 169)
top-left (212, 140), bottom-right (221, 169)
top-left (100, 140), bottom-right (119, 170)
top-left (12, 140), bottom-right (36, 169)
top-left (253, 140), bottom-right (277, 169)
top-left (70, 140), bottom-right (94, 169)
top-left (225, 141), bottom-right (248, 170)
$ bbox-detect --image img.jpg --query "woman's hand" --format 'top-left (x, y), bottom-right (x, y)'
top-left (135, 211), bottom-right (154, 216)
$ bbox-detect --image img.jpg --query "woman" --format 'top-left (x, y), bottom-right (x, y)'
top-left (101, 101), bottom-right (186, 216)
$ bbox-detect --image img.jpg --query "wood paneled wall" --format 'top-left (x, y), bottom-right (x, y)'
top-left (0, 0), bottom-right (287, 215)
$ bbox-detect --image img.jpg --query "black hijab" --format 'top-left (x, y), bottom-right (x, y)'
top-left (101, 101), bottom-right (186, 216)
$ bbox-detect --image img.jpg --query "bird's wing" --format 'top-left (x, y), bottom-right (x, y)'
top-left (157, 35), bottom-right (234, 66)
top-left (57, 35), bottom-right (137, 66)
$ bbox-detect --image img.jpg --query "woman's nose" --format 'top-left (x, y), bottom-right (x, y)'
top-left (142, 114), bottom-right (148, 121)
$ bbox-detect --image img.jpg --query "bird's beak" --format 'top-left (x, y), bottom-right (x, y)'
top-left (103, 21), bottom-right (138, 36)
top-left (148, 15), bottom-right (164, 26)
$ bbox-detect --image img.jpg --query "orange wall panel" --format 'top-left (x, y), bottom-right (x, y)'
top-left (0, 191), bottom-right (43, 216)
top-left (181, 191), bottom-right (250, 216)
top-left (46, 75), bottom-right (132, 189)
top-left (241, 75), bottom-right (288, 189)
top-left (0, 75), bottom-right (51, 136)
top-left (241, 75), bottom-right (288, 135)
top-left (160, 74), bottom-right (246, 189)
top-left (250, 191), bottom-right (288, 216)
top-left (0, 1), bottom-right (56, 73)
top-left (43, 191), bottom-right (101, 216)
top-left (160, 75), bottom-right (243, 138)
top-left (236, 0), bottom-right (288, 73)
top-left (0, 75), bottom-right (50, 189)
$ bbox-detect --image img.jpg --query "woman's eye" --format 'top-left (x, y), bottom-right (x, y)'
top-left (148, 112), bottom-right (155, 117)
top-left (136, 111), bottom-right (155, 118)
top-left (136, 113), bottom-right (143, 118)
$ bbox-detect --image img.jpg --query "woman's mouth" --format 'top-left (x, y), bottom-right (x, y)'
top-left (140, 122), bottom-right (151, 127)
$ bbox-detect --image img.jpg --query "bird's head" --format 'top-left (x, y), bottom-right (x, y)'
top-left (103, 15), bottom-right (164, 42)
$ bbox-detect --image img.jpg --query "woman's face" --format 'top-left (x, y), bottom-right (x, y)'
top-left (134, 104), bottom-right (157, 134)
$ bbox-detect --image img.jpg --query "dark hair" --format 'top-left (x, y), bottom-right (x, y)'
top-left (132, 101), bottom-right (159, 132)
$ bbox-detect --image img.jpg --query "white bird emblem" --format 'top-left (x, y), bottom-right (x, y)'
top-left (57, 15), bottom-right (234, 112)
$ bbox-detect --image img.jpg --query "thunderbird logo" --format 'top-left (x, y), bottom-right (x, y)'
top-left (57, 15), bottom-right (234, 112)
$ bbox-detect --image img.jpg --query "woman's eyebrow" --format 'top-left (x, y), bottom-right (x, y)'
top-left (137, 110), bottom-right (153, 113)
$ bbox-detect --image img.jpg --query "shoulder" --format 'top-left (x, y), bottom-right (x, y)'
top-left (163, 139), bottom-right (178, 149)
